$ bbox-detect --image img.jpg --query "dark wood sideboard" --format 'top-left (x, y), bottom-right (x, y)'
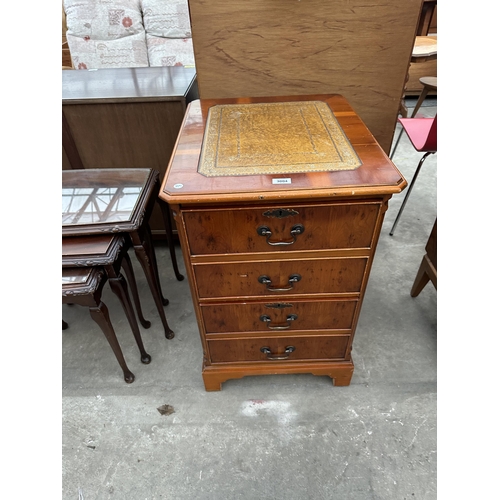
top-left (62, 66), bottom-right (198, 236)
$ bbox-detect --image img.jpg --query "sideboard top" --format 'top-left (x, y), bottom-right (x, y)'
top-left (161, 94), bottom-right (407, 204)
top-left (62, 66), bottom-right (197, 103)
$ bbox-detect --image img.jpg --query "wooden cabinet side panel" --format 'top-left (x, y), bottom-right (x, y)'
top-left (62, 146), bottom-right (72, 170)
top-left (63, 101), bottom-right (186, 172)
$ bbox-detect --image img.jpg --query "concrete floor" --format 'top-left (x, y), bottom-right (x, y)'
top-left (62, 100), bottom-right (437, 499)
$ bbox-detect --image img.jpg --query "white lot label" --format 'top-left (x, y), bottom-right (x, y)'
top-left (272, 178), bottom-right (292, 185)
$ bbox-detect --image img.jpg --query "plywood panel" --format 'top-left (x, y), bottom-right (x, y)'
top-left (188, 0), bottom-right (423, 154)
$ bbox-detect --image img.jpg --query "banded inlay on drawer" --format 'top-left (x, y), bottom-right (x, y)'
top-left (194, 257), bottom-right (368, 298)
top-left (207, 335), bottom-right (350, 363)
top-left (183, 202), bottom-right (380, 255)
top-left (201, 300), bottom-right (357, 334)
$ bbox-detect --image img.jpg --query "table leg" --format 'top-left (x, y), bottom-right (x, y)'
top-left (158, 199), bottom-right (184, 281)
top-left (121, 250), bottom-right (151, 329)
top-left (410, 255), bottom-right (433, 297)
top-left (410, 85), bottom-right (430, 118)
top-left (107, 271), bottom-right (152, 363)
top-left (130, 232), bottom-right (175, 339)
top-left (145, 224), bottom-right (169, 305)
top-left (89, 300), bottom-right (136, 384)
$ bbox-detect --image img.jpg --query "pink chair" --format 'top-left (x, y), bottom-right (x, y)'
top-left (389, 114), bottom-right (437, 236)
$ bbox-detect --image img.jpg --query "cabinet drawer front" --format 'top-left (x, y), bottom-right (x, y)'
top-left (183, 202), bottom-right (380, 255)
top-left (208, 335), bottom-right (350, 363)
top-left (194, 258), bottom-right (367, 298)
top-left (201, 300), bottom-right (357, 334)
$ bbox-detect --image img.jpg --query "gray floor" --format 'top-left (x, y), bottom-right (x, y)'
top-left (62, 100), bottom-right (437, 499)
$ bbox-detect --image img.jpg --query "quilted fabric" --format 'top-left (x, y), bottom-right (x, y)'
top-left (64, 0), bottom-right (145, 40)
top-left (141, 0), bottom-right (191, 38)
top-left (63, 0), bottom-right (195, 69)
top-left (146, 35), bottom-right (195, 67)
top-left (67, 32), bottom-right (149, 69)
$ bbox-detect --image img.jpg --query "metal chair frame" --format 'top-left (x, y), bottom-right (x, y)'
top-left (389, 115), bottom-right (437, 236)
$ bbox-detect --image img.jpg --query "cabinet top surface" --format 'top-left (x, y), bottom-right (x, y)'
top-left (160, 94), bottom-right (407, 204)
top-left (62, 66), bottom-right (196, 103)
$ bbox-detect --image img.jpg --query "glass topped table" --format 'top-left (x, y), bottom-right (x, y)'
top-left (63, 168), bottom-right (152, 234)
top-left (62, 168), bottom-right (179, 339)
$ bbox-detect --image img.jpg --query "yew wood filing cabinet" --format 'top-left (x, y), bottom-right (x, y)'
top-left (160, 94), bottom-right (407, 391)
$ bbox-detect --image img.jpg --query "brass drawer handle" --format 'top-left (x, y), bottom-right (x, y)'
top-left (260, 313), bottom-right (298, 330)
top-left (260, 346), bottom-right (296, 360)
top-left (256, 224), bottom-right (305, 246)
top-left (258, 274), bottom-right (301, 292)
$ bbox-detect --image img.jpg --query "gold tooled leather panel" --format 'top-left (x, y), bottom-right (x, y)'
top-left (198, 101), bottom-right (361, 177)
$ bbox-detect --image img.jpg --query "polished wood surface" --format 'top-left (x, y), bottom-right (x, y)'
top-left (62, 234), bottom-right (125, 265)
top-left (202, 300), bottom-right (357, 334)
top-left (207, 335), bottom-right (351, 364)
top-left (187, 0), bottom-right (423, 154)
top-left (62, 66), bottom-right (198, 235)
top-left (161, 94), bottom-right (406, 390)
top-left (62, 236), bottom-right (113, 261)
top-left (193, 257), bottom-right (368, 299)
top-left (183, 202), bottom-right (380, 256)
top-left (161, 95), bottom-right (406, 203)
